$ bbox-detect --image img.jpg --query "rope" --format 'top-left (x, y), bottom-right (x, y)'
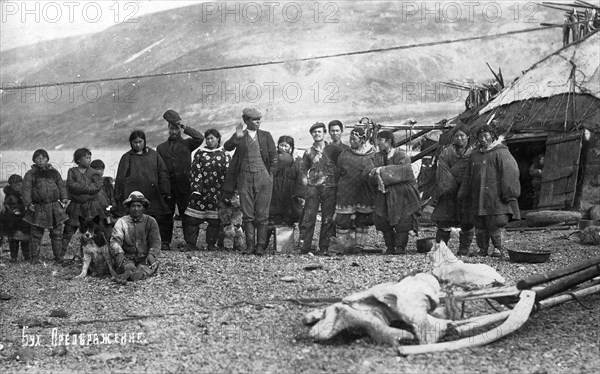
top-left (2, 26), bottom-right (558, 91)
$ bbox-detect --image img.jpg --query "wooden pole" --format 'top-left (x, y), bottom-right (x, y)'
top-left (534, 264), bottom-right (600, 301)
top-left (517, 255), bottom-right (600, 289)
top-left (411, 144), bottom-right (439, 163)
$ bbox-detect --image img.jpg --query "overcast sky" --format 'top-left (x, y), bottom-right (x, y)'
top-left (1, 0), bottom-right (198, 51)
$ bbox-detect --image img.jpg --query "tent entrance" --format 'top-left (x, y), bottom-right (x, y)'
top-left (506, 136), bottom-right (547, 210)
top-left (507, 131), bottom-right (584, 210)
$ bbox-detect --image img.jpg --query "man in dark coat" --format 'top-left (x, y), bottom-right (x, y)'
top-left (222, 108), bottom-right (277, 255)
top-left (157, 110), bottom-right (204, 251)
top-left (458, 125), bottom-right (520, 258)
top-left (369, 131), bottom-right (420, 255)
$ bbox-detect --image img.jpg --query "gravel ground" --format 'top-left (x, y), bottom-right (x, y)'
top-left (0, 222), bottom-right (599, 373)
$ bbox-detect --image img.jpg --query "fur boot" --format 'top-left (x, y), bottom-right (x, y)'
top-left (382, 230), bottom-right (396, 255)
top-left (52, 239), bottom-right (64, 263)
top-left (29, 238), bottom-right (41, 264)
top-left (243, 222), bottom-right (256, 255)
top-left (395, 230), bottom-right (409, 254)
top-left (457, 228), bottom-right (474, 256)
top-left (474, 229), bottom-right (490, 256)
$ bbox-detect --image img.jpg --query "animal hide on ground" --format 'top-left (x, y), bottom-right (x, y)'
top-left (427, 241), bottom-right (505, 287)
top-left (303, 273), bottom-right (451, 345)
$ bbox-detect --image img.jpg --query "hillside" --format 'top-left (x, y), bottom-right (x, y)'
top-left (0, 2), bottom-right (562, 150)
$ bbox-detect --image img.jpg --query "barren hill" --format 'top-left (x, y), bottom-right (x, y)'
top-left (1, 2), bottom-right (561, 150)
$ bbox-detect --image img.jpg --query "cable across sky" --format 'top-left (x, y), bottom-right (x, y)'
top-left (3, 25), bottom-right (560, 91)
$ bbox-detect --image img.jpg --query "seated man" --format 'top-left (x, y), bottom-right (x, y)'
top-left (110, 191), bottom-right (161, 284)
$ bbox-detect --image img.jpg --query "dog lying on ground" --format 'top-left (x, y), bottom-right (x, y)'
top-left (427, 241), bottom-right (505, 287)
top-left (75, 215), bottom-right (117, 279)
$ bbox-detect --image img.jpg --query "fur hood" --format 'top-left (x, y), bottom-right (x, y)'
top-left (478, 135), bottom-right (507, 153)
top-left (30, 164), bottom-right (61, 179)
top-left (3, 184), bottom-right (19, 196)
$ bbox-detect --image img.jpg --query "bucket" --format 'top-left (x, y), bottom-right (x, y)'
top-left (416, 237), bottom-right (436, 253)
top-left (274, 225), bottom-right (296, 253)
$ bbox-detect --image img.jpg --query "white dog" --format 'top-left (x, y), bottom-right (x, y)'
top-left (427, 241), bottom-right (505, 287)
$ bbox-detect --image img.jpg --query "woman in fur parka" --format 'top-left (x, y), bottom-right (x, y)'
top-left (63, 148), bottom-right (105, 257)
top-left (22, 149), bottom-right (69, 264)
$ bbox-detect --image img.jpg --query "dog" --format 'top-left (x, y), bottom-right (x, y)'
top-left (426, 241), bottom-right (505, 287)
top-left (75, 215), bottom-right (117, 279)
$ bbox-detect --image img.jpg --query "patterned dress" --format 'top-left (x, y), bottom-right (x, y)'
top-left (185, 147), bottom-right (230, 220)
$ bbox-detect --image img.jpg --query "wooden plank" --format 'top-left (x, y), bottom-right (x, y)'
top-left (538, 131), bottom-right (583, 209)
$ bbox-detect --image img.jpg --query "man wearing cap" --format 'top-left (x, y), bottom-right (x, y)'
top-left (156, 109), bottom-right (204, 251)
top-left (298, 122), bottom-right (338, 254)
top-left (222, 108), bottom-right (277, 255)
top-left (110, 191), bottom-right (161, 284)
top-left (458, 124), bottom-right (520, 258)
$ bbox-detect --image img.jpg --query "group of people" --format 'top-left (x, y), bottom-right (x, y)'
top-left (431, 124), bottom-right (521, 258)
top-left (1, 109), bottom-right (522, 281)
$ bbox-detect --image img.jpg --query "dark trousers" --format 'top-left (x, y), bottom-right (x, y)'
top-left (299, 185), bottom-right (336, 251)
top-left (238, 170), bottom-right (272, 225)
top-left (163, 180), bottom-right (190, 244)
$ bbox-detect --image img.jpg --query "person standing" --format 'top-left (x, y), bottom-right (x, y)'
top-left (184, 129), bottom-right (230, 252)
top-left (529, 153), bottom-right (545, 209)
top-left (369, 131), bottom-right (420, 255)
top-left (63, 148), bottom-right (105, 258)
top-left (115, 130), bottom-right (172, 250)
top-left (2, 175), bottom-right (31, 262)
top-left (458, 125), bottom-right (520, 258)
top-left (157, 110), bottom-right (204, 251)
top-left (299, 122), bottom-right (337, 254)
top-left (430, 125), bottom-right (475, 255)
top-left (222, 108), bottom-right (277, 256)
top-left (22, 149), bottom-right (69, 264)
top-left (333, 126), bottom-right (377, 253)
top-left (267, 135), bottom-right (304, 249)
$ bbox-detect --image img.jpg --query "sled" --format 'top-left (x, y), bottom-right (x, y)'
top-left (303, 255), bottom-right (600, 355)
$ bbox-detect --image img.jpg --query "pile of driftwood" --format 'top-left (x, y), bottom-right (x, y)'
top-left (303, 250), bottom-right (600, 355)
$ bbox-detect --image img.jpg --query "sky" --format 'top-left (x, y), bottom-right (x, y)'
top-left (0, 0), bottom-right (199, 51)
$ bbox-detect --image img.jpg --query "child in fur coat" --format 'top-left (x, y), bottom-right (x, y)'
top-left (219, 193), bottom-right (245, 251)
top-left (22, 149), bottom-right (69, 264)
top-left (2, 174), bottom-right (31, 262)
